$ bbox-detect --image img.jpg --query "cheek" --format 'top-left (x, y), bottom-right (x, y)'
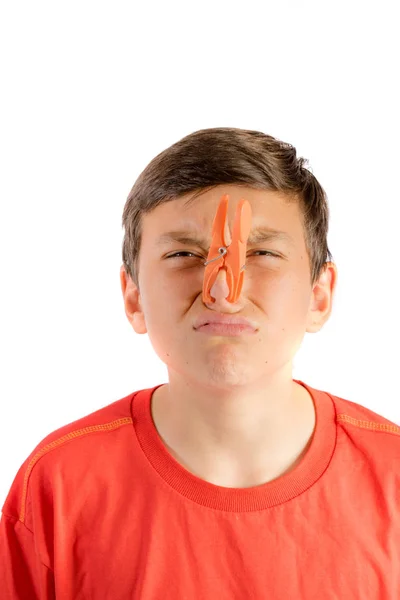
top-left (140, 267), bottom-right (198, 327)
top-left (165, 268), bottom-right (203, 304)
top-left (253, 269), bottom-right (311, 321)
top-left (157, 264), bottom-right (204, 304)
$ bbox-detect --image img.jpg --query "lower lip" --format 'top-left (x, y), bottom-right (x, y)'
top-left (196, 323), bottom-right (256, 336)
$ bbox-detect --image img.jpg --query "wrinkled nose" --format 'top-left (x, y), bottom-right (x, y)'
top-left (210, 268), bottom-right (230, 301)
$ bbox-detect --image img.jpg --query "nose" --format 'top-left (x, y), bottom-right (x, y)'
top-left (210, 268), bottom-right (230, 300)
top-left (205, 267), bottom-right (241, 311)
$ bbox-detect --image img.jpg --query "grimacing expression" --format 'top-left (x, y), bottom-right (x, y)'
top-left (122, 185), bottom-right (331, 388)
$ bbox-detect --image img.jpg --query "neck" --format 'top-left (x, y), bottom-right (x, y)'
top-left (150, 370), bottom-right (316, 488)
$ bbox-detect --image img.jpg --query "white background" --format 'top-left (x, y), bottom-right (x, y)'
top-left (1, 1), bottom-right (399, 508)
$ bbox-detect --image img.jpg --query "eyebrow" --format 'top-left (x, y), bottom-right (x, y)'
top-left (156, 227), bottom-right (295, 250)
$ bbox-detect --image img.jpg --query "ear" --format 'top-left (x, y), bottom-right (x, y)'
top-left (119, 265), bottom-right (147, 334)
top-left (306, 262), bottom-right (338, 333)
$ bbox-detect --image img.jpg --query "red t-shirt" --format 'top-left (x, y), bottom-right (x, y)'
top-left (1, 379), bottom-right (400, 599)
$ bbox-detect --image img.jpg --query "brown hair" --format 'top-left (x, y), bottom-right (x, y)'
top-left (122, 127), bottom-right (333, 287)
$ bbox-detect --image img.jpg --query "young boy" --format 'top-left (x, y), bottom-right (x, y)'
top-left (1, 127), bottom-right (399, 599)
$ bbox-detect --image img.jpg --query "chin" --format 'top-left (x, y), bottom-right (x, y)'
top-left (207, 357), bottom-right (252, 387)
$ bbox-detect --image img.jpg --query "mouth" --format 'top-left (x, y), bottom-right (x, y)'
top-left (194, 313), bottom-right (258, 335)
top-left (196, 322), bottom-right (256, 336)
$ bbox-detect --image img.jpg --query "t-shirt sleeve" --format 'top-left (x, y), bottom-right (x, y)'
top-left (0, 512), bottom-right (55, 599)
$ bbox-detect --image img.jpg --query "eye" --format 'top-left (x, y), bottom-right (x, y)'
top-left (250, 250), bottom-right (280, 258)
top-left (167, 251), bottom-right (202, 259)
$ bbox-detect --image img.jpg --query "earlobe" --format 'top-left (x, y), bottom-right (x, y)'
top-left (306, 262), bottom-right (338, 333)
top-left (132, 312), bottom-right (147, 334)
top-left (120, 265), bottom-right (147, 334)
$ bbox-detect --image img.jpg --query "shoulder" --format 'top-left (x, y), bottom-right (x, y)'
top-left (2, 387), bottom-right (155, 522)
top-left (329, 391), bottom-right (400, 436)
top-left (24, 390), bottom-right (137, 462)
top-left (32, 391), bottom-right (136, 448)
top-left (310, 382), bottom-right (400, 457)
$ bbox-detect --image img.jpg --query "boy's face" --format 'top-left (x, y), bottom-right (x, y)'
top-left (120, 185), bottom-right (335, 388)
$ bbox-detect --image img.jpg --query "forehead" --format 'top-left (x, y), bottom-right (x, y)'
top-left (141, 185), bottom-right (305, 248)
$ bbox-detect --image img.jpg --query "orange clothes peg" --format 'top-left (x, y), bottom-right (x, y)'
top-left (202, 194), bottom-right (252, 303)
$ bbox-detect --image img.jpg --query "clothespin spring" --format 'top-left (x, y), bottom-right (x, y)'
top-left (203, 246), bottom-right (228, 267)
top-left (203, 246), bottom-right (247, 271)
